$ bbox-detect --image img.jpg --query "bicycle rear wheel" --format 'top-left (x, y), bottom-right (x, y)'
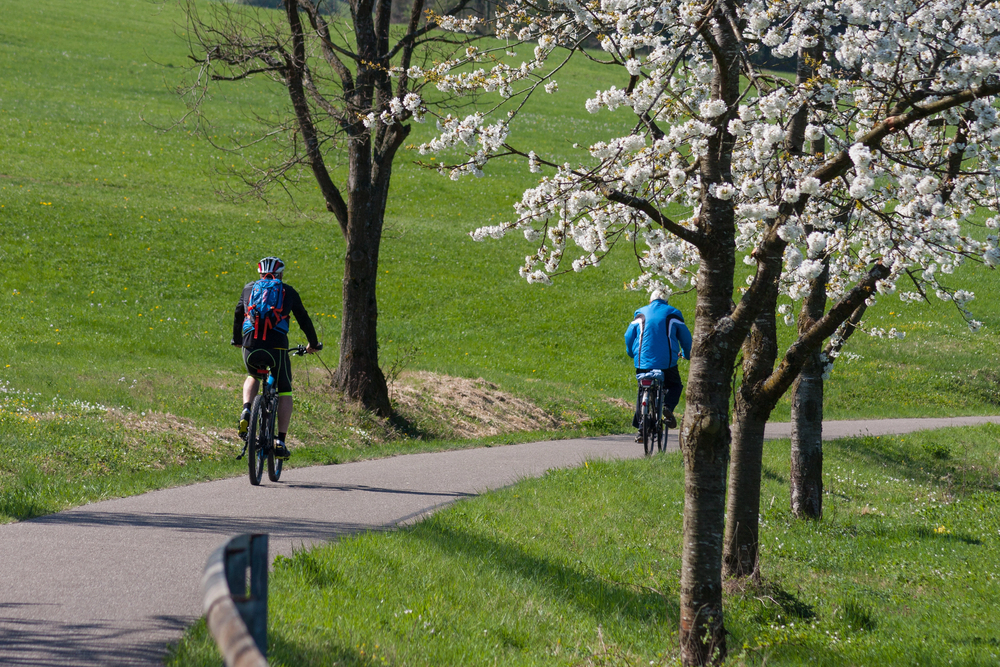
top-left (641, 389), bottom-right (654, 457)
top-left (656, 388), bottom-right (666, 453)
top-left (266, 418), bottom-right (283, 482)
top-left (247, 396), bottom-right (266, 486)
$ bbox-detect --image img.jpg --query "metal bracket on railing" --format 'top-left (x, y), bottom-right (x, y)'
top-left (202, 533), bottom-right (269, 667)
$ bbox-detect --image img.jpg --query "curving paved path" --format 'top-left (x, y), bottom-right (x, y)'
top-left (1, 416), bottom-right (998, 665)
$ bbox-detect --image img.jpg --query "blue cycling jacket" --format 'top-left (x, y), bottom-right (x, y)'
top-left (625, 299), bottom-right (692, 370)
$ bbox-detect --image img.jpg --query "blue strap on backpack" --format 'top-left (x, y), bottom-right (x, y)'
top-left (242, 279), bottom-right (289, 341)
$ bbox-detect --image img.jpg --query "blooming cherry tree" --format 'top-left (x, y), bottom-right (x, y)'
top-left (418, 0), bottom-right (1000, 662)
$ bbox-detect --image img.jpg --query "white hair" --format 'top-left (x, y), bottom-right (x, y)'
top-left (650, 290), bottom-right (668, 302)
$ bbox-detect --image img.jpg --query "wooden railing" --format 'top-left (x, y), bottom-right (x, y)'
top-left (201, 533), bottom-right (269, 667)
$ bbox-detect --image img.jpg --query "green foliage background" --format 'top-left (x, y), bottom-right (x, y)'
top-left (1, 0), bottom-right (999, 519)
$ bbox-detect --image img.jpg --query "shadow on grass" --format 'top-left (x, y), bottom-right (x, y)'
top-left (951, 636), bottom-right (1000, 648)
top-left (727, 577), bottom-right (816, 624)
top-left (910, 525), bottom-right (982, 545)
top-left (269, 631), bottom-right (395, 667)
top-left (761, 465), bottom-right (786, 484)
top-left (831, 434), bottom-right (999, 496)
top-left (387, 409), bottom-right (437, 441)
top-left (410, 520), bottom-right (679, 628)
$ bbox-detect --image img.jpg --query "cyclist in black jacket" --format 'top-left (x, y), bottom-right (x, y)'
top-left (232, 257), bottom-right (321, 460)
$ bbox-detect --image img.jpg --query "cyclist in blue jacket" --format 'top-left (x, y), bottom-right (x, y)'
top-left (625, 291), bottom-right (692, 436)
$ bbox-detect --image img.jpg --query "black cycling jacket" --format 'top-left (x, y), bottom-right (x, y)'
top-left (232, 281), bottom-right (320, 350)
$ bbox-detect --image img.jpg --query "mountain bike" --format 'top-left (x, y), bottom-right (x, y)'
top-left (243, 345), bottom-right (309, 485)
top-left (637, 370), bottom-right (665, 456)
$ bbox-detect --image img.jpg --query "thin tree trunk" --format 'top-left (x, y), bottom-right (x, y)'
top-left (789, 350), bottom-right (824, 517)
top-left (723, 404), bottom-right (766, 577)
top-left (280, 0), bottom-right (394, 416)
top-left (723, 302), bottom-right (778, 579)
top-left (675, 5), bottom-right (744, 661)
top-left (331, 133), bottom-right (393, 417)
top-left (788, 258), bottom-right (828, 516)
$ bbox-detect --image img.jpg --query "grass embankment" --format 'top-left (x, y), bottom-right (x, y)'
top-left (0, 0), bottom-right (638, 521)
top-left (1, 0), bottom-right (1000, 521)
top-left (167, 424), bottom-right (1000, 666)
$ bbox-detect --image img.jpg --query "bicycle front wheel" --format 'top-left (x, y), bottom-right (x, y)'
top-left (247, 396), bottom-right (266, 486)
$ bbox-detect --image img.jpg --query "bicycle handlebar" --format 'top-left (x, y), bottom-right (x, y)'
top-left (292, 343), bottom-right (323, 356)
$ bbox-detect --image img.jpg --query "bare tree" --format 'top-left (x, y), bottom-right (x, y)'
top-left (178, 0), bottom-right (479, 415)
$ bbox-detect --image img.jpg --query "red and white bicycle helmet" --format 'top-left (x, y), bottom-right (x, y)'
top-left (257, 256), bottom-right (284, 279)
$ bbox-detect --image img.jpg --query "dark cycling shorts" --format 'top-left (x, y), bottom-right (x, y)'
top-left (243, 347), bottom-right (293, 396)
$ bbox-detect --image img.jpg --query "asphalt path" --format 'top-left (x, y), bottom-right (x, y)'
top-left (1, 416), bottom-right (999, 665)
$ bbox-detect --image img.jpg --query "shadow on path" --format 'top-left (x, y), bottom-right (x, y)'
top-left (0, 605), bottom-right (189, 667)
top-left (30, 511), bottom-right (379, 542)
top-left (279, 481), bottom-right (476, 499)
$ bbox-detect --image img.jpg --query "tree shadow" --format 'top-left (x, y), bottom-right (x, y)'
top-left (0, 606), bottom-right (190, 666)
top-left (387, 409), bottom-right (436, 440)
top-left (761, 465), bottom-right (786, 484)
top-left (909, 525), bottom-right (982, 546)
top-left (728, 577), bottom-right (816, 624)
top-left (409, 520), bottom-right (679, 628)
top-left (269, 631), bottom-right (395, 667)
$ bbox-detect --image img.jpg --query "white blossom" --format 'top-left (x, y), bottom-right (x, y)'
top-left (700, 99), bottom-right (728, 118)
top-left (418, 0), bottom-right (998, 322)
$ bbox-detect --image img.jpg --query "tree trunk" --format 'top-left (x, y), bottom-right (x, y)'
top-left (789, 352), bottom-right (824, 518)
top-left (723, 404), bottom-right (766, 578)
top-left (675, 5), bottom-right (745, 661)
top-left (722, 303), bottom-right (778, 579)
top-left (276, 0), bottom-right (395, 417)
top-left (679, 339), bottom-right (731, 664)
top-left (788, 258), bottom-right (828, 517)
top-left (333, 220), bottom-right (391, 416)
top-left (331, 135), bottom-right (393, 417)
top-left (678, 248), bottom-right (737, 664)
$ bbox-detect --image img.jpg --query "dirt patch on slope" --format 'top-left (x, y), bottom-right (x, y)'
top-left (391, 371), bottom-right (572, 439)
top-left (105, 409), bottom-right (241, 453)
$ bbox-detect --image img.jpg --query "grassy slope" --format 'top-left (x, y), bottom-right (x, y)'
top-left (167, 425), bottom-right (1000, 666)
top-left (0, 0), bottom-right (999, 520)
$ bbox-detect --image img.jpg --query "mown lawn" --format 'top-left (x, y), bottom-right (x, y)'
top-left (1, 0), bottom-right (999, 520)
top-left (166, 424), bottom-right (1000, 666)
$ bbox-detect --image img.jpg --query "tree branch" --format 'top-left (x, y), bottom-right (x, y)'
top-left (599, 186), bottom-right (707, 248)
top-left (299, 0), bottom-right (356, 93)
top-left (757, 262), bottom-right (891, 406)
top-left (284, 0), bottom-right (349, 232)
top-left (810, 79), bottom-right (1000, 185)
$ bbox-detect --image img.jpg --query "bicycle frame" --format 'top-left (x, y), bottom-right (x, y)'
top-left (244, 345), bottom-right (308, 485)
top-left (637, 371), bottom-right (666, 456)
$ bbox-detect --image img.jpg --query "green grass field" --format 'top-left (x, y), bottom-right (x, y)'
top-left (165, 425), bottom-right (1000, 666)
top-left (1, 0), bottom-right (999, 512)
top-left (4, 1), bottom-right (1000, 665)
